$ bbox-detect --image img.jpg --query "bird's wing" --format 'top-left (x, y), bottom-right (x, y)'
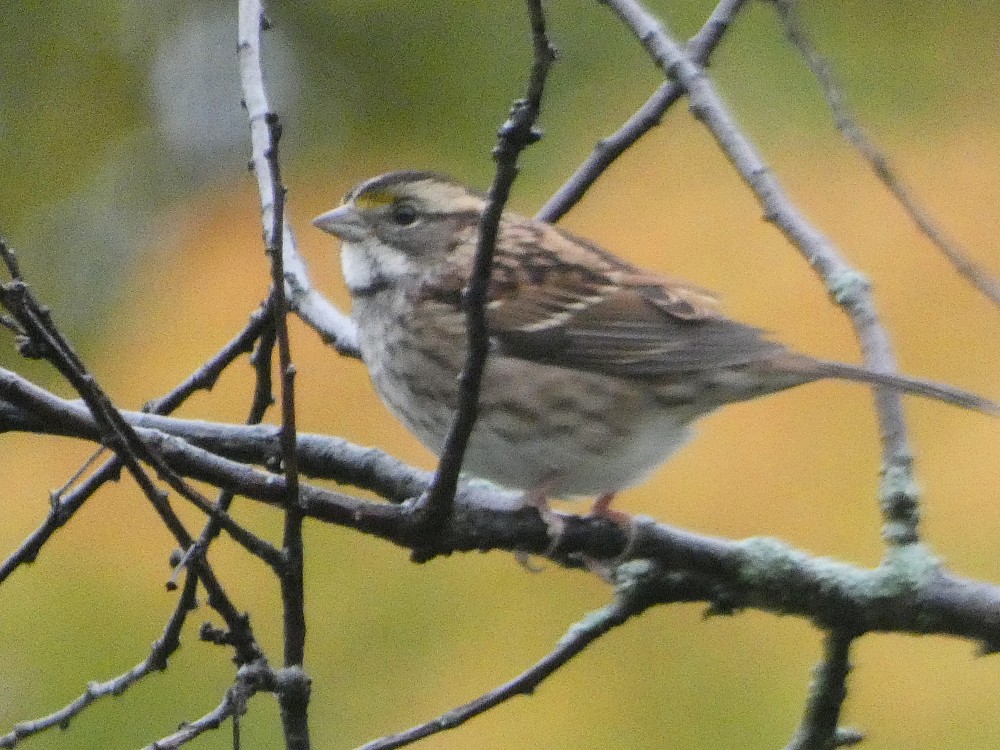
top-left (485, 222), bottom-right (786, 377)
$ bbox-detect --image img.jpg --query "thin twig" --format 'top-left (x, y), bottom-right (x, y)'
top-left (0, 253), bottom-right (194, 547)
top-left (0, 250), bottom-right (268, 667)
top-left (0, 301), bottom-right (279, 584)
top-left (0, 457), bottom-right (117, 585)
top-left (142, 659), bottom-right (280, 750)
top-left (238, 2), bottom-right (310, 747)
top-left (356, 561), bottom-right (671, 750)
top-left (145, 298), bottom-right (275, 415)
top-left (599, 0), bottom-right (921, 547)
top-left (414, 0), bottom-right (556, 552)
top-left (538, 0), bottom-right (749, 222)
top-left (50, 446), bottom-right (106, 500)
top-left (170, 302), bottom-right (283, 587)
top-left (0, 570), bottom-right (199, 749)
top-left (0, 243), bottom-right (278, 557)
top-left (772, 0), bottom-right (1000, 309)
top-left (169, 321), bottom-right (282, 585)
top-left (784, 630), bottom-right (863, 750)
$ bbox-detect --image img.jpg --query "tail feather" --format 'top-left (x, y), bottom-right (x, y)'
top-left (807, 358), bottom-right (999, 416)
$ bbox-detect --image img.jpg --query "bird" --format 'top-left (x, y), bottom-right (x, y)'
top-left (313, 170), bottom-right (997, 517)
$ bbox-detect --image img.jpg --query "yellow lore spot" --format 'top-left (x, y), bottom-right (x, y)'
top-left (353, 192), bottom-right (396, 210)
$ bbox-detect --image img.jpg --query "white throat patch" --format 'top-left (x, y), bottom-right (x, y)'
top-left (341, 242), bottom-right (411, 295)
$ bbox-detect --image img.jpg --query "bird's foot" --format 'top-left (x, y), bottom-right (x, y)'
top-left (582, 493), bottom-right (644, 579)
top-left (587, 492), bottom-right (633, 530)
top-left (514, 481), bottom-right (566, 572)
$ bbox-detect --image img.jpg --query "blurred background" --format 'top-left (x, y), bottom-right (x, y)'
top-left (1, 0), bottom-right (998, 747)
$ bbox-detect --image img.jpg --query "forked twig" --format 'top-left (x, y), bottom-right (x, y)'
top-left (140, 660), bottom-right (290, 750)
top-left (539, 0), bottom-right (749, 222)
top-left (0, 300), bottom-right (278, 585)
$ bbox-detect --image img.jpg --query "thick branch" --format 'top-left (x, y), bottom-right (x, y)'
top-left (3, 377), bottom-right (1000, 647)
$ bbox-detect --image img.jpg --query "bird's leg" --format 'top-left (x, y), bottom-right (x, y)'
top-left (585, 492), bottom-right (643, 573)
top-left (588, 492), bottom-right (632, 529)
top-left (522, 478), bottom-right (566, 549)
top-left (513, 476), bottom-right (566, 571)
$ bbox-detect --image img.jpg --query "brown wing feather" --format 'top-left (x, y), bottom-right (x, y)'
top-left (486, 220), bottom-right (786, 377)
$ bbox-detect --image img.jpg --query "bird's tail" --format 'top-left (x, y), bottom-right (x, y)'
top-left (804, 358), bottom-right (998, 416)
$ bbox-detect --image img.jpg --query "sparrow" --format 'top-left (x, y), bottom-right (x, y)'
top-left (313, 170), bottom-right (996, 514)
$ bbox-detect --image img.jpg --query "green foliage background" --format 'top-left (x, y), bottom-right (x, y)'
top-left (1, 2), bottom-right (998, 748)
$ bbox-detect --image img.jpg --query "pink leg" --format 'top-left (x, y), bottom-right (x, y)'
top-left (588, 492), bottom-right (633, 530)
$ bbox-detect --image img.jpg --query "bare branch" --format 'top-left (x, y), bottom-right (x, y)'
top-left (599, 0), bottom-right (921, 547)
top-left (142, 659), bottom-right (284, 750)
top-left (413, 0), bottom-right (556, 549)
top-left (772, 0), bottom-right (1000, 309)
top-left (538, 0), bottom-right (750, 222)
top-left (0, 302), bottom-right (282, 584)
top-left (0, 246), bottom-right (196, 548)
top-left (0, 282), bottom-right (269, 665)
top-left (357, 560), bottom-right (680, 750)
top-left (0, 254), bottom-right (282, 571)
top-left (4, 377), bottom-right (1000, 649)
top-left (147, 299), bottom-right (276, 414)
top-left (0, 571), bottom-right (199, 749)
top-left (784, 630), bottom-right (860, 750)
top-left (238, 2), bottom-right (310, 747)
top-left (0, 311), bottom-right (24, 336)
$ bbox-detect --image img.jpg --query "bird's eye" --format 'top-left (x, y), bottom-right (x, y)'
top-left (390, 203), bottom-right (419, 227)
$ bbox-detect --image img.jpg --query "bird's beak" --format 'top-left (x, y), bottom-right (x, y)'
top-left (312, 204), bottom-right (367, 242)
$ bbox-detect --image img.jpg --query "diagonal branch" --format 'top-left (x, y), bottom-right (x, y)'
top-left (355, 561), bottom-right (696, 750)
top-left (169, 306), bottom-right (284, 588)
top-left (0, 570), bottom-right (199, 749)
top-left (772, 0), bottom-right (1000, 309)
top-left (0, 299), bottom-right (276, 585)
top-left (140, 659), bottom-right (288, 750)
top-left (539, 0), bottom-right (750, 222)
top-left (0, 249), bottom-right (268, 668)
top-left (599, 0), bottom-right (922, 547)
top-left (0, 244), bottom-right (196, 548)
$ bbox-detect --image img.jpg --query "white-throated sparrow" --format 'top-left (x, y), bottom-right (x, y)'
top-left (313, 171), bottom-right (996, 509)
